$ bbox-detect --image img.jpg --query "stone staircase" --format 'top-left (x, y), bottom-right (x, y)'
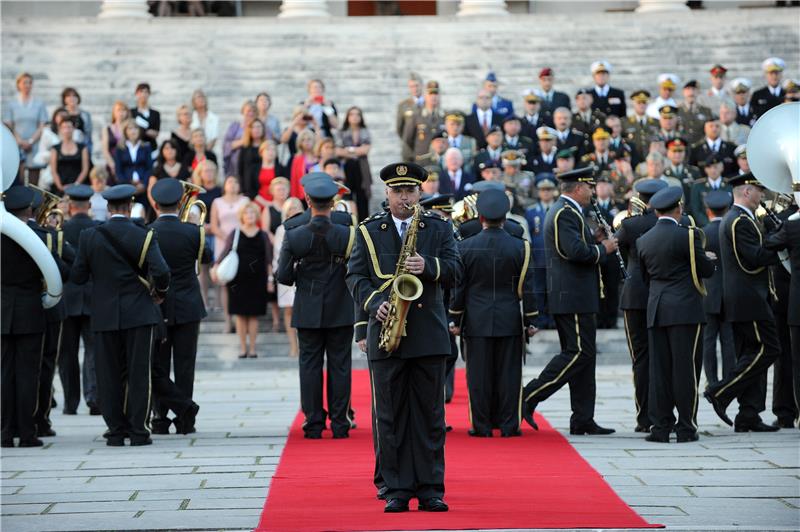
top-left (2, 8), bottom-right (798, 203)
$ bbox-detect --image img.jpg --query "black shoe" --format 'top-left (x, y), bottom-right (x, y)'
top-left (735, 421), bottom-right (780, 433)
top-left (176, 403), bottom-right (199, 435)
top-left (38, 427), bottom-right (56, 438)
top-left (303, 433), bottom-right (322, 439)
top-left (376, 486), bottom-right (389, 500)
top-left (62, 408), bottom-right (77, 415)
top-left (150, 424), bottom-right (170, 435)
top-left (1, 439), bottom-right (13, 448)
top-left (332, 432), bottom-right (349, 439)
top-left (106, 437), bottom-right (125, 447)
top-left (87, 402), bottom-right (101, 416)
top-left (238, 353), bottom-right (248, 359)
top-left (18, 438), bottom-right (44, 447)
top-left (130, 437), bottom-right (153, 446)
top-left (247, 352), bottom-right (258, 358)
top-left (634, 425), bottom-right (651, 433)
top-left (384, 498), bottom-right (409, 513)
top-left (468, 429), bottom-right (492, 437)
top-left (419, 497), bottom-right (449, 512)
top-left (521, 401), bottom-right (538, 431)
top-left (501, 429), bottom-right (522, 437)
top-left (645, 433), bottom-right (669, 443)
top-left (445, 425), bottom-right (453, 432)
top-left (704, 390), bottom-right (733, 426)
top-left (570, 423), bottom-right (615, 435)
top-left (773, 418), bottom-right (795, 429)
top-left (677, 433), bottom-right (699, 443)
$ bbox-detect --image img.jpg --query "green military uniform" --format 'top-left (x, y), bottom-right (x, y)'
top-left (397, 96), bottom-right (423, 162)
top-left (402, 107), bottom-right (445, 161)
top-left (677, 102), bottom-right (714, 145)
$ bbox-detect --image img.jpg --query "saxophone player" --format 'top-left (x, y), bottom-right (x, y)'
top-left (346, 162), bottom-right (461, 513)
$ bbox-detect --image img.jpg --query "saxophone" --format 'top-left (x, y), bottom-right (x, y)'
top-left (378, 203), bottom-right (424, 352)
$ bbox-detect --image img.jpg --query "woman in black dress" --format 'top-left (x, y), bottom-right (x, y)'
top-left (147, 139), bottom-right (190, 211)
top-left (336, 106), bottom-right (372, 221)
top-left (171, 104), bottom-right (193, 163)
top-left (216, 201), bottom-right (272, 358)
top-left (237, 119), bottom-right (266, 200)
top-left (49, 118), bottom-right (89, 194)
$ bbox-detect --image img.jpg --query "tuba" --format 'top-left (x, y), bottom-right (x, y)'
top-left (451, 193), bottom-right (478, 227)
top-left (747, 102), bottom-right (800, 272)
top-left (178, 180), bottom-right (207, 225)
top-left (378, 203), bottom-right (424, 353)
top-left (29, 184), bottom-right (64, 230)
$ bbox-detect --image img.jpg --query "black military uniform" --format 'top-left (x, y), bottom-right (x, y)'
top-left (449, 189), bottom-right (537, 437)
top-left (592, 184), bottom-right (622, 329)
top-left (572, 100), bottom-right (608, 137)
top-left (59, 185), bottom-right (100, 415)
top-left (592, 84), bottom-right (626, 118)
top-left (277, 173), bottom-right (356, 438)
top-left (701, 191), bottom-right (736, 385)
top-left (555, 127), bottom-right (591, 159)
top-left (705, 174), bottom-right (782, 431)
top-left (521, 168), bottom-right (614, 435)
top-left (149, 179), bottom-right (211, 434)
top-left (750, 85), bottom-right (785, 120)
top-left (346, 163), bottom-right (460, 512)
top-left (638, 187), bottom-right (715, 442)
top-left (70, 184), bottom-right (171, 446)
top-left (689, 136), bottom-right (738, 178)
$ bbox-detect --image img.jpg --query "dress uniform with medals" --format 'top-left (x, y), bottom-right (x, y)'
top-left (637, 186), bottom-right (715, 443)
top-left (579, 127), bottom-right (615, 174)
top-left (647, 74), bottom-right (680, 119)
top-left (276, 173), bottom-right (356, 439)
top-left (396, 75), bottom-right (424, 162)
top-left (524, 174), bottom-right (557, 329)
top-left (590, 61), bottom-right (627, 118)
top-left (449, 189), bottom-right (537, 437)
top-left (346, 163), bottom-right (460, 512)
top-left (59, 184), bottom-right (100, 415)
top-left (731, 78), bottom-right (757, 127)
top-left (573, 88), bottom-right (608, 136)
top-left (529, 127), bottom-right (559, 175)
top-left (750, 57), bottom-right (786, 119)
top-left (149, 179), bottom-right (210, 435)
top-left (70, 184), bottom-right (171, 446)
top-left (501, 116), bottom-right (536, 162)
top-left (402, 81), bottom-right (445, 162)
top-left (704, 173), bottom-right (782, 432)
top-left (472, 126), bottom-right (504, 172)
top-left (555, 123), bottom-right (591, 160)
top-left (520, 167), bottom-right (615, 435)
top-left (677, 80), bottom-right (714, 145)
top-left (625, 90), bottom-right (659, 164)
top-left (689, 127), bottom-right (738, 178)
top-left (663, 138), bottom-right (701, 205)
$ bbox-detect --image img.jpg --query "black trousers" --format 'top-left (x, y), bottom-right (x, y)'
top-left (702, 312), bottom-right (735, 385)
top-left (95, 326), bottom-right (155, 442)
top-left (598, 261), bottom-right (621, 329)
top-left (59, 315), bottom-right (97, 412)
top-left (297, 326), bottom-right (353, 436)
top-left (444, 332), bottom-right (458, 402)
top-left (790, 326), bottom-right (800, 425)
top-left (522, 313), bottom-right (597, 428)
top-left (623, 309), bottom-right (651, 429)
top-left (709, 320), bottom-right (780, 424)
top-left (367, 358), bottom-right (383, 491)
top-left (35, 321), bottom-right (62, 432)
top-left (371, 354), bottom-right (446, 502)
top-left (465, 335), bottom-right (522, 434)
top-left (647, 323), bottom-right (704, 438)
top-left (152, 321), bottom-right (200, 426)
top-left (771, 312), bottom-right (797, 422)
top-left (1, 333), bottom-right (44, 441)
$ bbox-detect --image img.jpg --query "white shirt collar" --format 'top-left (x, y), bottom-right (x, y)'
top-left (110, 214), bottom-right (127, 219)
top-left (595, 85), bottom-right (608, 97)
top-left (658, 216), bottom-right (679, 224)
top-left (563, 195), bottom-right (583, 212)
top-left (734, 203), bottom-right (755, 219)
top-left (708, 176), bottom-right (722, 188)
top-left (391, 214), bottom-right (412, 237)
top-left (159, 213), bottom-right (179, 218)
top-left (707, 137), bottom-right (720, 150)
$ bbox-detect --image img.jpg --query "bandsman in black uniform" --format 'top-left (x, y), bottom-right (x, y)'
top-left (59, 184), bottom-right (100, 415)
top-left (277, 173), bottom-right (356, 439)
top-left (346, 162), bottom-right (460, 513)
top-left (70, 184), bottom-right (171, 446)
top-left (637, 186), bottom-right (715, 443)
top-left (521, 167), bottom-right (617, 435)
top-left (149, 179), bottom-right (210, 434)
top-left (704, 173), bottom-right (782, 432)
top-left (449, 188), bottom-right (537, 437)
top-left (456, 181), bottom-right (526, 241)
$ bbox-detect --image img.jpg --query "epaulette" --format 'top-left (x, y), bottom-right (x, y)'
top-left (581, 153), bottom-right (595, 162)
top-left (360, 210), bottom-right (388, 225)
top-left (422, 210), bottom-right (449, 223)
top-left (691, 177), bottom-right (706, 185)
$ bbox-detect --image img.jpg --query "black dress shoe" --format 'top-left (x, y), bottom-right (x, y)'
top-left (704, 390), bottom-right (733, 426)
top-left (106, 437), bottom-right (125, 447)
top-left (376, 486), bottom-right (389, 500)
top-left (445, 425), bottom-right (453, 432)
top-left (150, 424), bottom-right (170, 435)
top-left (468, 429), bottom-right (492, 437)
top-left (332, 432), bottom-right (349, 439)
top-left (634, 425), bottom-right (651, 433)
top-left (645, 433), bottom-right (669, 443)
top-left (773, 418), bottom-right (795, 429)
top-left (1, 439), bottom-right (14, 448)
top-left (130, 437), bottom-right (153, 446)
top-left (62, 408), bottom-right (77, 415)
top-left (677, 433), bottom-right (699, 443)
top-left (18, 438), bottom-right (44, 447)
top-left (384, 498), bottom-right (409, 513)
top-left (735, 421), bottom-right (780, 433)
top-left (303, 433), bottom-right (322, 440)
top-left (418, 497), bottom-right (449, 512)
top-left (521, 401), bottom-right (538, 431)
top-left (87, 403), bottom-right (101, 416)
top-left (570, 423), bottom-right (615, 435)
top-left (37, 427), bottom-right (56, 437)
top-left (176, 403), bottom-right (199, 435)
top-left (501, 429), bottom-right (522, 437)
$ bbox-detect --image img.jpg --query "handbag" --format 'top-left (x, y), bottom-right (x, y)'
top-left (214, 227), bottom-right (240, 285)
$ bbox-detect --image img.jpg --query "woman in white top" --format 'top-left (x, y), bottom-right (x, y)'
top-left (272, 197), bottom-right (304, 358)
top-left (190, 89), bottom-right (219, 151)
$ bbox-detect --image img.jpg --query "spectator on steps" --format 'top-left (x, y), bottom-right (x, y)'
top-left (171, 104), bottom-right (193, 162)
top-left (101, 100), bottom-right (130, 181)
top-left (194, 160), bottom-right (223, 310)
top-left (255, 92), bottom-right (281, 140)
top-left (3, 72), bottom-right (48, 185)
top-left (49, 118), bottom-right (90, 195)
top-left (223, 100), bottom-right (256, 177)
top-left (183, 128), bottom-right (217, 172)
top-left (273, 197), bottom-right (305, 358)
top-left (302, 78), bottom-right (338, 138)
top-left (34, 108), bottom-right (82, 190)
top-left (61, 87), bottom-right (93, 155)
top-left (289, 129), bottom-right (318, 200)
top-left (190, 89), bottom-right (219, 151)
top-left (310, 137), bottom-right (336, 173)
top-left (130, 82), bottom-right (161, 151)
top-left (336, 106), bottom-right (372, 222)
top-left (238, 119), bottom-right (266, 200)
top-left (147, 139), bottom-right (190, 211)
top-left (113, 119), bottom-right (152, 208)
top-left (279, 105), bottom-right (319, 160)
top-left (254, 140), bottom-right (284, 208)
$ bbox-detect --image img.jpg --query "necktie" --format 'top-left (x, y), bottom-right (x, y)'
top-left (450, 173), bottom-right (457, 191)
top-left (400, 221), bottom-right (408, 241)
top-left (482, 114), bottom-right (489, 134)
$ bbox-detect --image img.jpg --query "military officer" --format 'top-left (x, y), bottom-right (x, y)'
top-left (663, 138), bottom-right (701, 206)
top-left (500, 149), bottom-right (534, 209)
top-left (396, 73), bottom-right (424, 162)
top-left (689, 118), bottom-right (738, 178)
top-left (590, 60), bottom-right (626, 118)
top-left (647, 74), bottom-right (680, 119)
top-left (678, 80), bottom-right (714, 145)
top-left (699, 64), bottom-right (733, 111)
top-left (521, 167), bottom-right (618, 435)
top-left (624, 90), bottom-right (659, 164)
top-left (346, 163), bottom-right (460, 512)
top-left (751, 57), bottom-right (786, 119)
top-left (528, 126), bottom-right (559, 174)
top-left (637, 186), bottom-right (715, 443)
top-left (149, 179), bottom-right (211, 435)
top-left (472, 125), bottom-right (504, 172)
top-left (402, 81), bottom-right (445, 161)
top-left (70, 184), bottom-right (171, 446)
top-left (480, 71), bottom-right (514, 118)
top-left (501, 115), bottom-right (536, 160)
top-left (525, 174), bottom-right (558, 329)
top-left (520, 91), bottom-right (551, 137)
top-left (414, 129), bottom-right (448, 173)
top-left (731, 78), bottom-right (756, 127)
top-left (689, 153), bottom-right (733, 227)
top-left (554, 147), bottom-right (577, 175)
top-left (59, 184), bottom-right (100, 415)
top-left (700, 190), bottom-right (736, 385)
top-left (704, 173), bottom-right (782, 432)
top-left (444, 112), bottom-right (478, 174)
top-left (657, 105), bottom-right (684, 142)
top-left (535, 67), bottom-right (571, 115)
top-left (449, 188), bottom-right (537, 437)
top-left (616, 178), bottom-right (668, 432)
top-left (579, 127), bottom-right (615, 173)
top-left (553, 108), bottom-right (591, 159)
top-left (573, 89), bottom-right (607, 136)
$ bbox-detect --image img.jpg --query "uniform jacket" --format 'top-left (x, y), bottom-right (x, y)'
top-left (520, 113), bottom-right (551, 140)
top-left (689, 138), bottom-right (738, 177)
top-left (592, 86), bottom-right (626, 118)
top-left (537, 90), bottom-right (571, 115)
top-left (638, 218), bottom-right (714, 327)
top-left (689, 180), bottom-right (733, 227)
top-left (1, 233), bottom-right (47, 335)
top-left (458, 216), bottom-right (523, 241)
top-left (449, 227), bottom-right (537, 336)
top-left (402, 107), bottom-right (445, 160)
top-left (529, 149), bottom-right (557, 175)
top-left (277, 215), bottom-right (355, 329)
top-left (701, 219), bottom-right (724, 315)
top-left (624, 115), bottom-right (659, 162)
top-left (471, 95), bottom-right (514, 118)
top-left (764, 218), bottom-right (800, 326)
top-left (473, 147), bottom-right (503, 172)
top-left (720, 205), bottom-right (780, 322)
top-left (664, 164), bottom-right (701, 206)
top-left (284, 209), bottom-right (352, 231)
top-left (677, 102), bottom-right (714, 145)
top-left (465, 110), bottom-right (502, 150)
top-left (617, 210), bottom-right (658, 310)
top-left (346, 209), bottom-right (462, 360)
top-left (28, 221), bottom-right (73, 323)
top-left (572, 109), bottom-right (608, 136)
top-left (62, 213), bottom-right (97, 317)
top-left (70, 216), bottom-right (170, 332)
top-left (149, 215), bottom-right (212, 325)
top-left (750, 86), bottom-right (785, 119)
top-left (556, 128), bottom-right (591, 158)
top-left (735, 103), bottom-right (757, 127)
top-left (544, 196), bottom-right (606, 314)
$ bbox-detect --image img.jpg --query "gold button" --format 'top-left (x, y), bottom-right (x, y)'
top-left (417, 303), bottom-right (423, 308)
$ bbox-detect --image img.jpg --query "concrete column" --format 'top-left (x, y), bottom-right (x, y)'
top-left (98, 0), bottom-right (151, 18)
top-left (457, 0), bottom-right (509, 17)
top-left (278, 0), bottom-right (331, 18)
top-left (635, 0), bottom-right (689, 13)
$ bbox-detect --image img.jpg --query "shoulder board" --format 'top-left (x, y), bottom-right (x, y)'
top-left (691, 177), bottom-right (706, 185)
top-left (360, 211), bottom-right (388, 225)
top-left (581, 154), bottom-right (594, 162)
top-left (422, 210), bottom-right (449, 223)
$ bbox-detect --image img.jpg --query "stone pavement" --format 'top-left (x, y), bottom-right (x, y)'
top-left (1, 355), bottom-right (799, 531)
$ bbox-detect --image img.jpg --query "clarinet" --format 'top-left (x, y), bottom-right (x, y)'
top-left (591, 198), bottom-right (630, 280)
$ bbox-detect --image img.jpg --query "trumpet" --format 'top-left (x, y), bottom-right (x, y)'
top-left (178, 180), bottom-right (207, 226)
top-left (29, 184), bottom-right (64, 230)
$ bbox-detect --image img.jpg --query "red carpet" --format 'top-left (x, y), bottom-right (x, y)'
top-left (257, 369), bottom-right (661, 531)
